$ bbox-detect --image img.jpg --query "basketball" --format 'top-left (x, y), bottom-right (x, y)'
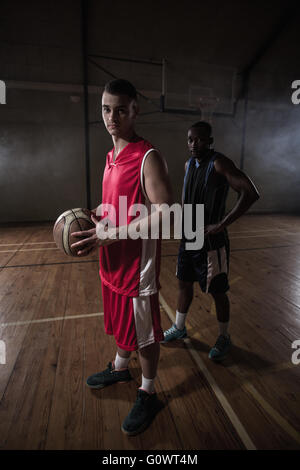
top-left (53, 208), bottom-right (94, 256)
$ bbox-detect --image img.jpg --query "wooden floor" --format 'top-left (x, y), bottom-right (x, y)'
top-left (0, 214), bottom-right (300, 450)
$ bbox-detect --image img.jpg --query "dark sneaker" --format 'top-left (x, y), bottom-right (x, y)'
top-left (86, 362), bottom-right (132, 389)
top-left (121, 389), bottom-right (162, 436)
top-left (209, 334), bottom-right (232, 361)
top-left (161, 323), bottom-right (187, 343)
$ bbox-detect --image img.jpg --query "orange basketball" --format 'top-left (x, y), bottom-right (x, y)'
top-left (53, 208), bottom-right (94, 256)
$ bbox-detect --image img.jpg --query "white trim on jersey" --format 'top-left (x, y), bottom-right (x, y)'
top-left (140, 148), bottom-right (155, 200)
top-left (138, 148), bottom-right (159, 296)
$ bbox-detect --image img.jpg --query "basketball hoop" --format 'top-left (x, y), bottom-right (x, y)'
top-left (188, 87), bottom-right (219, 122)
top-left (197, 96), bottom-right (219, 123)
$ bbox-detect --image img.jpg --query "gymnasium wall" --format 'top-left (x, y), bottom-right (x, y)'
top-left (0, 0), bottom-right (299, 222)
top-left (0, 1), bottom-right (87, 222)
top-left (242, 21), bottom-right (300, 214)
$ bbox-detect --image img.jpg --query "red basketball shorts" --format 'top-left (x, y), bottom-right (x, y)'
top-left (101, 283), bottom-right (164, 351)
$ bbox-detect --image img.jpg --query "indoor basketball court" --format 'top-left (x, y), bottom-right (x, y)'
top-left (1, 0), bottom-right (300, 455)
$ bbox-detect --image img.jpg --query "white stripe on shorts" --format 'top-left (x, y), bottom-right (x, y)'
top-left (206, 246), bottom-right (228, 293)
top-left (133, 296), bottom-right (155, 349)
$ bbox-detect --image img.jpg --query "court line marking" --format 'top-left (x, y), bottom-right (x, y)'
top-left (244, 383), bottom-right (300, 445)
top-left (229, 229), bottom-right (290, 234)
top-left (165, 229), bottom-right (292, 236)
top-left (232, 244), bottom-right (300, 252)
top-left (1, 229), bottom-right (297, 248)
top-left (162, 230), bottom-right (296, 244)
top-left (1, 244), bottom-right (299, 269)
top-left (159, 292), bottom-right (256, 450)
top-left (228, 363), bottom-right (300, 446)
top-left (0, 248), bottom-right (59, 253)
top-left (0, 242), bottom-right (56, 246)
top-left (0, 312), bottom-right (104, 327)
top-left (0, 232), bottom-right (298, 253)
top-left (230, 233), bottom-right (299, 240)
top-left (160, 293), bottom-right (300, 447)
top-left (0, 260), bottom-right (98, 269)
top-left (0, 229), bottom-right (293, 248)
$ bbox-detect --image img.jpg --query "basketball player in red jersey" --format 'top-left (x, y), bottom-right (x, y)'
top-left (71, 79), bottom-right (173, 436)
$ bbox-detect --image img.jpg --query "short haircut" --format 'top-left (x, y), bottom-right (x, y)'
top-left (104, 79), bottom-right (137, 100)
top-left (189, 121), bottom-right (212, 136)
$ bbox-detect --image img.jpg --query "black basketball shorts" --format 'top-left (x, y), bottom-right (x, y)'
top-left (176, 240), bottom-right (230, 294)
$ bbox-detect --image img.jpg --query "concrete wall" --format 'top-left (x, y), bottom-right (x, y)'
top-left (0, 0), bottom-right (299, 222)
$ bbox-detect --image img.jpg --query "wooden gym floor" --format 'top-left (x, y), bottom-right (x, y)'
top-left (0, 214), bottom-right (300, 450)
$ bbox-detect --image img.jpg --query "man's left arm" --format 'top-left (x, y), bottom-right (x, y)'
top-left (143, 150), bottom-right (173, 206)
top-left (205, 156), bottom-right (260, 237)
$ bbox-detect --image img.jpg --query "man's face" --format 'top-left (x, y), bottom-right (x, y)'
top-left (102, 91), bottom-right (138, 138)
top-left (187, 127), bottom-right (211, 158)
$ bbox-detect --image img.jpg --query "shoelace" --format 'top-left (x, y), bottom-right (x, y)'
top-left (101, 363), bottom-right (113, 376)
top-left (165, 325), bottom-right (177, 336)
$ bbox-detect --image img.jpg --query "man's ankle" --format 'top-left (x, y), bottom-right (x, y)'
top-left (114, 352), bottom-right (130, 370)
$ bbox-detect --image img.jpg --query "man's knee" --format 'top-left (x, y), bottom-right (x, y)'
top-left (140, 341), bottom-right (160, 351)
top-left (209, 273), bottom-right (229, 296)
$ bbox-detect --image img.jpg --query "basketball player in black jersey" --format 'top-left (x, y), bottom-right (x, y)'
top-left (162, 121), bottom-right (260, 360)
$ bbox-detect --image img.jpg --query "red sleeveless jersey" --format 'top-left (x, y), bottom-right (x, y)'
top-left (99, 137), bottom-right (161, 297)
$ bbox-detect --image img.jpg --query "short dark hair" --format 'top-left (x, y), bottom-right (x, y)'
top-left (189, 121), bottom-right (212, 136)
top-left (104, 79), bottom-right (137, 100)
